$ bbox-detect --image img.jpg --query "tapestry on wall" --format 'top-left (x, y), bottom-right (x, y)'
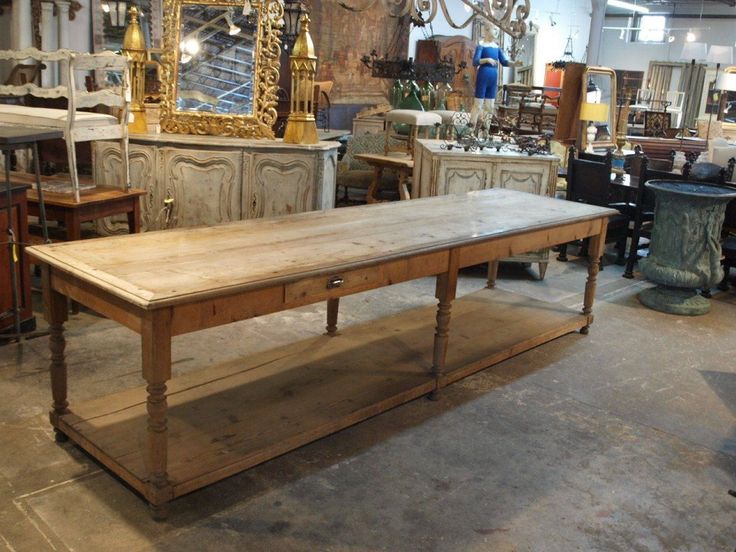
top-left (308, 1), bottom-right (410, 104)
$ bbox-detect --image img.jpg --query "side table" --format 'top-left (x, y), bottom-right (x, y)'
top-left (1, 127), bottom-right (61, 339)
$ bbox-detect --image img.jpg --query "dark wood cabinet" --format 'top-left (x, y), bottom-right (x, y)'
top-left (1, 183), bottom-right (35, 333)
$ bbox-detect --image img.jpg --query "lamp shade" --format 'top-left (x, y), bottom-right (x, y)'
top-left (706, 45), bottom-right (734, 65)
top-left (680, 41), bottom-right (707, 61)
top-left (579, 102), bottom-right (610, 122)
top-left (715, 72), bottom-right (736, 92)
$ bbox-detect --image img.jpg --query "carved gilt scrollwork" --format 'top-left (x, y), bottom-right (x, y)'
top-left (160, 0), bottom-right (282, 139)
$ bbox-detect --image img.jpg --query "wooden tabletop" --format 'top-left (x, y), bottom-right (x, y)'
top-left (28, 190), bottom-right (616, 309)
top-left (0, 126), bottom-right (63, 145)
top-left (354, 153), bottom-right (414, 169)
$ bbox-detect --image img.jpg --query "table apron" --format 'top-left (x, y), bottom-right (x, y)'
top-left (46, 216), bottom-right (607, 338)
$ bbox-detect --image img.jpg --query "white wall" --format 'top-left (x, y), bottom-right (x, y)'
top-left (599, 15), bottom-right (736, 73)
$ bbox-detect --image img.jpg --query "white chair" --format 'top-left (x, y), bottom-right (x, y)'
top-left (0, 48), bottom-right (131, 202)
top-left (664, 90), bottom-right (685, 127)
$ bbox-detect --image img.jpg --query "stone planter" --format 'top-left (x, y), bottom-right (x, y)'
top-left (639, 181), bottom-right (736, 315)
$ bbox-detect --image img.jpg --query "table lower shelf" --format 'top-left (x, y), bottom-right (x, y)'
top-left (56, 287), bottom-right (590, 503)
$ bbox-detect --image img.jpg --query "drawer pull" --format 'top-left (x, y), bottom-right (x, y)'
top-left (326, 276), bottom-right (344, 289)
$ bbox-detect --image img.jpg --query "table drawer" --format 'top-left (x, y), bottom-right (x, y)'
top-left (285, 251), bottom-right (449, 306)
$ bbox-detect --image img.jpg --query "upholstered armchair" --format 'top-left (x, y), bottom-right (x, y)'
top-left (336, 133), bottom-right (402, 203)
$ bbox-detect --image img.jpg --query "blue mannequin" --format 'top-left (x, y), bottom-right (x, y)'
top-left (470, 24), bottom-right (515, 124)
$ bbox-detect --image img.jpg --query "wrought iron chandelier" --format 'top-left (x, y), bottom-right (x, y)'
top-left (336, 0), bottom-right (530, 39)
top-left (281, 0), bottom-right (308, 51)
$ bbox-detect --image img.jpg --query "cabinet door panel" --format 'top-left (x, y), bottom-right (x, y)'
top-left (492, 163), bottom-right (550, 196)
top-left (437, 160), bottom-right (492, 195)
top-left (162, 148), bottom-right (242, 228)
top-left (93, 142), bottom-right (157, 232)
top-left (248, 154), bottom-right (314, 219)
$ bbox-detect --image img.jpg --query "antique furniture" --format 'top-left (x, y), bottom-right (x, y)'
top-left (159, 0), bottom-right (281, 139)
top-left (627, 136), bottom-right (707, 161)
top-left (336, 134), bottom-right (403, 204)
top-left (643, 111), bottom-right (671, 137)
top-left (639, 181), bottom-right (736, 315)
top-left (384, 110), bottom-right (442, 157)
top-left (413, 139), bottom-right (560, 280)
top-left (354, 153), bottom-right (413, 203)
top-left (29, 189), bottom-right (615, 519)
top-left (0, 127), bottom-right (60, 337)
top-left (580, 66), bottom-right (617, 152)
top-left (557, 148), bottom-right (629, 264)
top-left (352, 115), bottom-right (385, 136)
top-left (0, 183), bottom-right (33, 336)
top-left (91, 133), bottom-right (338, 232)
top-left (0, 48), bottom-right (131, 202)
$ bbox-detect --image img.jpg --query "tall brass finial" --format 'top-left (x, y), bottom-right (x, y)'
top-left (123, 5), bottom-right (148, 133)
top-left (283, 13), bottom-right (319, 145)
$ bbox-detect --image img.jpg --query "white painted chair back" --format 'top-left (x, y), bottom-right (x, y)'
top-left (0, 48), bottom-right (131, 202)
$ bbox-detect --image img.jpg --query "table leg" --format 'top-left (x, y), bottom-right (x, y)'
top-left (429, 250), bottom-right (459, 401)
top-left (486, 261), bottom-right (499, 289)
top-left (4, 149), bottom-right (21, 337)
top-left (42, 266), bottom-right (70, 442)
top-left (31, 142), bottom-right (50, 243)
top-left (142, 309), bottom-right (173, 520)
top-left (127, 198), bottom-right (141, 234)
top-left (325, 298), bottom-right (340, 336)
top-left (581, 220), bottom-right (608, 335)
top-left (366, 167), bottom-right (383, 204)
top-left (398, 170), bottom-right (411, 201)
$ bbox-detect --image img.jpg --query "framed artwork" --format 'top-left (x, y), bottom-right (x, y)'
top-left (644, 110), bottom-right (671, 137)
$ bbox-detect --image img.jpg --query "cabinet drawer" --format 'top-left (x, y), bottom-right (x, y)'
top-left (285, 251), bottom-right (449, 306)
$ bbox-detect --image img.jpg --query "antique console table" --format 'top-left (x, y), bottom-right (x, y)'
top-left (91, 133), bottom-right (339, 232)
top-left (29, 190), bottom-right (614, 519)
top-left (413, 139), bottom-right (560, 281)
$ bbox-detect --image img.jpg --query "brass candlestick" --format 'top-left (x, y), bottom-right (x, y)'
top-left (123, 6), bottom-right (148, 134)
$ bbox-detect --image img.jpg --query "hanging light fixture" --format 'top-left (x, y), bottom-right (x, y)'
top-left (102, 0), bottom-right (128, 27)
top-left (225, 7), bottom-right (241, 35)
top-left (281, 0), bottom-right (307, 52)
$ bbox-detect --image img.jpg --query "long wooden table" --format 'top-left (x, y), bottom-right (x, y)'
top-left (28, 189), bottom-right (615, 519)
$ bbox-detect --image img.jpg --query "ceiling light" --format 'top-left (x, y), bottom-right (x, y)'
top-left (180, 37), bottom-right (200, 56)
top-left (180, 53), bottom-right (192, 64)
top-left (225, 8), bottom-right (241, 35)
top-left (668, 34), bottom-right (675, 43)
top-left (242, 0), bottom-right (251, 16)
top-left (608, 0), bottom-right (649, 14)
top-left (686, 31), bottom-right (696, 42)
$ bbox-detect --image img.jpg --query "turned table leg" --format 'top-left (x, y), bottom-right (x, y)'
top-left (429, 250), bottom-right (459, 401)
top-left (581, 221), bottom-right (608, 335)
top-left (42, 266), bottom-right (70, 442)
top-left (398, 170), bottom-right (411, 201)
top-left (366, 167), bottom-right (383, 204)
top-left (486, 261), bottom-right (499, 289)
top-left (142, 309), bottom-right (173, 521)
top-left (325, 298), bottom-right (340, 336)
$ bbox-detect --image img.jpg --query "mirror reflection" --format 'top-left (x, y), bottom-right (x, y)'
top-left (176, 5), bottom-right (257, 115)
top-left (586, 72), bottom-right (614, 143)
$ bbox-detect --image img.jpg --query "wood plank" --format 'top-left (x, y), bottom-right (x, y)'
top-left (57, 288), bottom-right (586, 500)
top-left (27, 190), bottom-right (617, 310)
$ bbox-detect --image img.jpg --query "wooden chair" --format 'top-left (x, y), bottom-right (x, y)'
top-left (313, 80), bottom-right (333, 131)
top-left (621, 155), bottom-right (691, 278)
top-left (557, 147), bottom-right (629, 263)
top-left (383, 109), bottom-right (442, 157)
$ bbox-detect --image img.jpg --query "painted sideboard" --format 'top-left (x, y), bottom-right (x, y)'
top-left (92, 133), bottom-right (339, 233)
top-left (413, 139), bottom-right (560, 278)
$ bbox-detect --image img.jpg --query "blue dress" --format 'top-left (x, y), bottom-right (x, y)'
top-left (473, 43), bottom-right (510, 100)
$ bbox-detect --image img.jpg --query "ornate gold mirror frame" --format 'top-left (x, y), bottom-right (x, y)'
top-left (160, 0), bottom-right (282, 138)
top-left (581, 66), bottom-right (617, 150)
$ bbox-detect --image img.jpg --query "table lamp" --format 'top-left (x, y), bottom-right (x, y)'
top-left (579, 102), bottom-right (609, 153)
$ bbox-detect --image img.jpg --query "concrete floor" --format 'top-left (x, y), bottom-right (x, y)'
top-left (1, 252), bottom-right (735, 552)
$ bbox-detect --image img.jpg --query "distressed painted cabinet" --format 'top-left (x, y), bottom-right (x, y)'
top-left (413, 139), bottom-right (560, 276)
top-left (93, 133), bottom-right (338, 232)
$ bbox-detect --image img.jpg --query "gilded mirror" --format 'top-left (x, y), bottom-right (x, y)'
top-left (160, 0), bottom-right (282, 138)
top-left (581, 66), bottom-right (617, 150)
